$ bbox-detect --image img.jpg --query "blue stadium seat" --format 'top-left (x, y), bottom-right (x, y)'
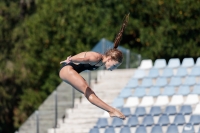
top-left (133, 70), bottom-right (146, 79)
top-left (161, 68), bottom-right (174, 77)
top-left (153, 59), bottom-right (167, 69)
top-left (166, 124), bottom-right (179, 133)
top-left (112, 97), bottom-right (124, 108)
top-left (189, 66), bottom-right (200, 76)
top-left (182, 58), bottom-right (194, 68)
top-left (149, 106), bottom-right (162, 116)
top-left (158, 114), bottom-right (170, 126)
top-left (119, 89), bottom-right (132, 98)
top-left (173, 113), bottom-right (186, 125)
top-left (176, 67), bottom-right (188, 77)
top-left (142, 114), bottom-right (154, 126)
top-left (182, 123), bottom-right (195, 133)
top-left (168, 77), bottom-right (182, 86)
top-left (104, 127), bottom-right (115, 133)
top-left (177, 86), bottom-right (190, 95)
top-left (95, 118), bottom-right (108, 128)
top-left (150, 124), bottom-right (163, 133)
top-left (148, 87), bottom-right (160, 97)
top-left (189, 115), bottom-right (200, 125)
top-left (179, 105), bottom-right (192, 115)
top-left (192, 85), bottom-right (200, 94)
top-left (120, 126), bottom-right (131, 133)
top-left (154, 77), bottom-right (167, 87)
top-left (89, 128), bottom-right (100, 133)
top-left (125, 79), bottom-right (138, 88)
top-left (111, 117), bottom-right (123, 127)
top-left (140, 78), bottom-right (153, 87)
top-left (154, 59), bottom-right (167, 69)
top-left (167, 58), bottom-right (180, 68)
top-left (164, 105), bottom-right (177, 115)
top-left (183, 76), bottom-right (196, 86)
top-left (135, 125), bottom-right (147, 133)
top-left (147, 68), bottom-right (160, 78)
top-left (133, 88), bottom-right (146, 97)
top-left (126, 115), bottom-right (139, 127)
top-left (120, 107), bottom-right (131, 117)
top-left (134, 107), bottom-right (146, 116)
top-left (162, 86), bottom-right (175, 96)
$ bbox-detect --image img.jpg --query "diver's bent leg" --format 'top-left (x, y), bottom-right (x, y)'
top-left (84, 86), bottom-right (125, 119)
top-left (59, 67), bottom-right (125, 119)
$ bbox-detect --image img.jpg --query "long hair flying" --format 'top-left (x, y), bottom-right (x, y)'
top-left (113, 13), bottom-right (130, 49)
top-left (105, 13), bottom-right (129, 63)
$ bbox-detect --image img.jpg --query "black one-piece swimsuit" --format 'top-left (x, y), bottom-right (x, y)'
top-left (60, 59), bottom-right (103, 73)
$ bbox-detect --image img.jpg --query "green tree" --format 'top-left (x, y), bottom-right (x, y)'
top-left (124, 0), bottom-right (200, 61)
top-left (0, 0), bottom-right (37, 132)
top-left (0, 1), bottom-right (21, 132)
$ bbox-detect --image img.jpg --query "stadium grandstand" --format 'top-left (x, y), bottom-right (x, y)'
top-left (87, 57), bottom-right (200, 133)
top-left (17, 57), bottom-right (200, 133)
top-left (50, 57), bottom-right (200, 133)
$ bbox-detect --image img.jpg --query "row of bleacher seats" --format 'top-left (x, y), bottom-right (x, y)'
top-left (113, 94), bottom-right (199, 107)
top-left (139, 58), bottom-right (200, 69)
top-left (126, 77), bottom-right (200, 88)
top-left (90, 57), bottom-right (200, 133)
top-left (106, 105), bottom-right (200, 118)
top-left (90, 124), bottom-right (200, 133)
top-left (95, 114), bottom-right (200, 127)
top-left (133, 67), bottom-right (200, 79)
top-left (119, 85), bottom-right (200, 98)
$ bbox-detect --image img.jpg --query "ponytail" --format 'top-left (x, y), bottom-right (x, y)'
top-left (113, 13), bottom-right (130, 49)
top-left (105, 13), bottom-right (129, 63)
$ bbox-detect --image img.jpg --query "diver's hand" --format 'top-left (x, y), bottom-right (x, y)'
top-left (60, 55), bottom-right (72, 64)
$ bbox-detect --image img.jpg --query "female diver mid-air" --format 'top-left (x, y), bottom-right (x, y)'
top-left (59, 13), bottom-right (129, 120)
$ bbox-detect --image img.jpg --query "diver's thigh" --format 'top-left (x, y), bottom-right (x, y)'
top-left (60, 67), bottom-right (89, 94)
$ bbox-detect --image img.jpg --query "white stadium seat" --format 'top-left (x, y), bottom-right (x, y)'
top-left (138, 59), bottom-right (153, 69)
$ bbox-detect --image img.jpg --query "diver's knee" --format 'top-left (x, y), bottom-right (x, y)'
top-left (84, 87), bottom-right (94, 101)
